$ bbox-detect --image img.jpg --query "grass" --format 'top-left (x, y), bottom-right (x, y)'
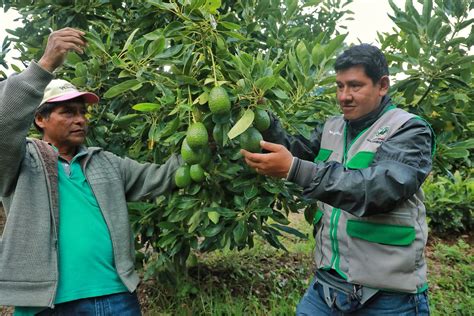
top-left (138, 214), bottom-right (473, 316)
top-left (139, 213), bottom-right (315, 315)
top-left (426, 238), bottom-right (473, 316)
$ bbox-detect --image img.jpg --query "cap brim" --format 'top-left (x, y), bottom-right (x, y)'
top-left (46, 91), bottom-right (100, 104)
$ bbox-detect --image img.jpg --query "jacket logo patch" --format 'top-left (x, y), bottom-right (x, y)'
top-left (329, 130), bottom-right (343, 136)
top-left (368, 126), bottom-right (390, 143)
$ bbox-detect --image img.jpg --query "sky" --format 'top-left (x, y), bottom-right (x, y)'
top-left (0, 0), bottom-right (414, 74)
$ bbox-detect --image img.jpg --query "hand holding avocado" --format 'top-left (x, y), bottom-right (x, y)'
top-left (240, 140), bottom-right (293, 178)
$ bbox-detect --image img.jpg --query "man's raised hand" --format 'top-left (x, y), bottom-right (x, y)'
top-left (38, 28), bottom-right (87, 73)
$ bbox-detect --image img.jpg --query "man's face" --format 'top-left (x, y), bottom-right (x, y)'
top-left (35, 101), bottom-right (88, 149)
top-left (336, 65), bottom-right (389, 121)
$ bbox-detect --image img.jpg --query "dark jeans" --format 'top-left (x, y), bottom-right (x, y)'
top-left (296, 277), bottom-right (430, 315)
top-left (37, 292), bottom-right (141, 316)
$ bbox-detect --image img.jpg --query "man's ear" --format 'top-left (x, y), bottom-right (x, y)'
top-left (379, 75), bottom-right (390, 96)
top-left (35, 115), bottom-right (46, 129)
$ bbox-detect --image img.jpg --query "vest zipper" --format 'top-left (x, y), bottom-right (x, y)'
top-left (328, 207), bottom-right (339, 269)
top-left (326, 124), bottom-right (370, 279)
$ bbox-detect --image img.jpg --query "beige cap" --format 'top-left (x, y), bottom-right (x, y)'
top-left (39, 79), bottom-right (99, 107)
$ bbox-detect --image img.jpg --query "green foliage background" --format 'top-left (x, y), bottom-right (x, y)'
top-left (0, 0), bottom-right (472, 279)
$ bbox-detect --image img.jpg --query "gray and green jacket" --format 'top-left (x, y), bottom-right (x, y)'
top-left (263, 97), bottom-right (434, 293)
top-left (0, 62), bottom-right (181, 307)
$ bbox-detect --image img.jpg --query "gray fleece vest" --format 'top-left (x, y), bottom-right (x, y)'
top-left (313, 108), bottom-right (428, 293)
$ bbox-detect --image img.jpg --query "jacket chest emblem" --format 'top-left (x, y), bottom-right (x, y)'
top-left (329, 130), bottom-right (343, 136)
top-left (368, 126), bottom-right (390, 143)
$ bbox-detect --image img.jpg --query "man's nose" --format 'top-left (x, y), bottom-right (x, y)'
top-left (338, 88), bottom-right (353, 102)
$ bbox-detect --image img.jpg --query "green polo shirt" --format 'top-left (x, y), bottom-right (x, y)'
top-left (15, 149), bottom-right (127, 315)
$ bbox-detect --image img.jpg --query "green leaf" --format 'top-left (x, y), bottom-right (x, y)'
top-left (454, 139), bottom-right (474, 149)
top-left (84, 32), bottom-right (108, 56)
top-left (114, 114), bottom-right (141, 127)
top-left (121, 28), bottom-right (140, 54)
top-left (271, 88), bottom-right (289, 99)
top-left (193, 91), bottom-right (208, 105)
top-left (303, 0), bottom-right (322, 6)
top-left (227, 109), bottom-right (255, 140)
top-left (427, 16), bottom-right (442, 38)
top-left (233, 221), bottom-right (248, 243)
top-left (406, 34), bottom-right (420, 58)
top-left (422, 0), bottom-right (433, 23)
top-left (434, 25), bottom-right (452, 43)
top-left (158, 117), bottom-right (180, 138)
top-left (9, 64), bottom-right (21, 73)
top-left (288, 50), bottom-right (304, 84)
top-left (221, 31), bottom-right (247, 41)
top-left (205, 0), bottom-right (221, 14)
top-left (132, 103), bottom-right (162, 112)
top-left (146, 0), bottom-right (178, 11)
top-left (208, 211), bottom-right (220, 224)
top-left (311, 43), bottom-right (325, 66)
top-left (456, 18), bottom-right (474, 32)
top-left (296, 41), bottom-right (310, 72)
top-left (143, 29), bottom-right (163, 41)
top-left (202, 224), bottom-right (223, 237)
top-left (444, 148), bottom-right (469, 159)
top-left (153, 44), bottom-right (183, 59)
top-left (271, 223), bottom-right (307, 239)
top-left (204, 207), bottom-right (235, 218)
top-left (244, 185), bottom-right (258, 200)
top-left (65, 52), bottom-right (82, 65)
top-left (254, 76), bottom-right (276, 92)
top-left (103, 79), bottom-right (142, 99)
top-left (188, 210), bottom-right (203, 233)
top-left (325, 34), bottom-right (347, 58)
top-left (285, 0), bottom-right (298, 18)
top-left (453, 93), bottom-right (469, 103)
top-left (146, 36), bottom-right (166, 58)
top-left (219, 21), bottom-right (240, 30)
top-left (164, 21), bottom-right (185, 36)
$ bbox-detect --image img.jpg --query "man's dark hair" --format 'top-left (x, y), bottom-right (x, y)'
top-left (34, 102), bottom-right (56, 133)
top-left (34, 96), bottom-right (85, 133)
top-left (334, 44), bottom-right (389, 84)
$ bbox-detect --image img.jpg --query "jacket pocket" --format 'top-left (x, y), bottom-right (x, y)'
top-left (345, 219), bottom-right (418, 290)
top-left (346, 220), bottom-right (415, 246)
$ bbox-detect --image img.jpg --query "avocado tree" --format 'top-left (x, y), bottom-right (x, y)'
top-left (378, 0), bottom-right (474, 175)
top-left (0, 0), bottom-right (352, 281)
top-left (376, 0), bottom-right (473, 234)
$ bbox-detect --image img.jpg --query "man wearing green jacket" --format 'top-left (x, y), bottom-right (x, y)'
top-left (241, 44), bottom-right (433, 315)
top-left (0, 28), bottom-right (180, 315)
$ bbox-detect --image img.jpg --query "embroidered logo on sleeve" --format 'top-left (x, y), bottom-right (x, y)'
top-left (368, 126), bottom-right (390, 143)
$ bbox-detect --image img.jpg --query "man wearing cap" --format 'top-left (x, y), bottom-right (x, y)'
top-left (0, 28), bottom-right (180, 315)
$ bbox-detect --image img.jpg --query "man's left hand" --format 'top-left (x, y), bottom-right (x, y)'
top-left (240, 141), bottom-right (293, 178)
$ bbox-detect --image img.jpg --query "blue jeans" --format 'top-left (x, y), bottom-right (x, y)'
top-left (296, 278), bottom-right (430, 315)
top-left (36, 292), bottom-right (141, 316)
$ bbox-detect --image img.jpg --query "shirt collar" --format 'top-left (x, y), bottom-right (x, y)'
top-left (48, 143), bottom-right (88, 163)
